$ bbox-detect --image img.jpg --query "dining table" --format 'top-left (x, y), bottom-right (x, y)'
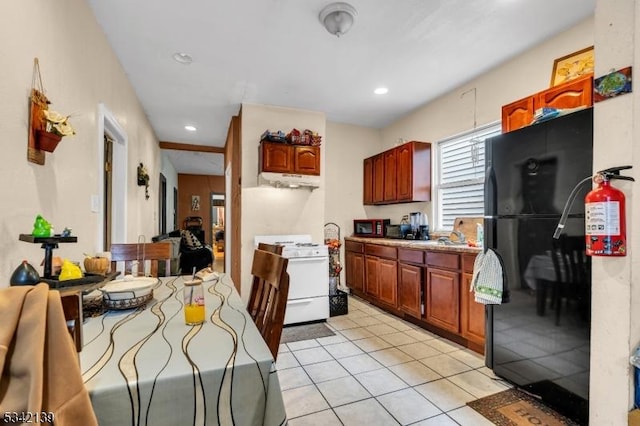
top-left (80, 273), bottom-right (288, 426)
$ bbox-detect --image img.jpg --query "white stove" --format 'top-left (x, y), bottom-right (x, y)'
top-left (254, 235), bottom-right (329, 325)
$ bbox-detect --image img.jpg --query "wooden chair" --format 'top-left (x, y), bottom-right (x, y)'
top-left (550, 235), bottom-right (591, 326)
top-left (60, 292), bottom-right (83, 352)
top-left (110, 242), bottom-right (172, 277)
top-left (247, 249), bottom-right (289, 360)
top-left (257, 242), bottom-right (284, 255)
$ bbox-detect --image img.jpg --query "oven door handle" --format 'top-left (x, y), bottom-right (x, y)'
top-left (286, 257), bottom-right (328, 263)
top-left (287, 298), bottom-right (315, 305)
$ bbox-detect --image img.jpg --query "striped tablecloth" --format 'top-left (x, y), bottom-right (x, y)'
top-left (80, 274), bottom-right (287, 426)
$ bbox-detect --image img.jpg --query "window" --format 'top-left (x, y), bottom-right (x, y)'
top-left (436, 123), bottom-right (500, 230)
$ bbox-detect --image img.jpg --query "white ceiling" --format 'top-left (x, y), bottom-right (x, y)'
top-left (87, 0), bottom-right (595, 175)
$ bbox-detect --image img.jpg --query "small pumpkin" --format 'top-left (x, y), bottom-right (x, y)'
top-left (84, 256), bottom-right (110, 275)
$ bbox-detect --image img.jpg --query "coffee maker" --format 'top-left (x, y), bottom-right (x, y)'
top-left (409, 212), bottom-right (429, 240)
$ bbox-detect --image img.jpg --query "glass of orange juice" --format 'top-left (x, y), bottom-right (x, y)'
top-left (184, 279), bottom-right (205, 325)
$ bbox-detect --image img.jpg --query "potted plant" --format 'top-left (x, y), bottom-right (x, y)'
top-left (36, 110), bottom-right (75, 152)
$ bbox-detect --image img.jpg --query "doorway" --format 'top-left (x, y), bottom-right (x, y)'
top-left (159, 173), bottom-right (167, 234)
top-left (211, 193), bottom-right (225, 272)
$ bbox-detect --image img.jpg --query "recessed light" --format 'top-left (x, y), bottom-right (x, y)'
top-left (185, 125), bottom-right (197, 132)
top-left (374, 87), bottom-right (388, 95)
top-left (173, 52), bottom-right (193, 64)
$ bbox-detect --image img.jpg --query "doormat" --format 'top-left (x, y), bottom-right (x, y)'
top-left (467, 389), bottom-right (579, 426)
top-left (280, 322), bottom-right (335, 344)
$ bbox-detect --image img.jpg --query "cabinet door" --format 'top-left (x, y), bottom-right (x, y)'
top-left (383, 149), bottom-right (397, 202)
top-left (461, 272), bottom-right (485, 347)
top-left (365, 255), bottom-right (380, 297)
top-left (501, 96), bottom-right (534, 133)
top-left (378, 258), bottom-right (398, 307)
top-left (372, 154), bottom-right (385, 204)
top-left (398, 263), bottom-right (422, 318)
top-left (346, 251), bottom-right (365, 292)
top-left (293, 146), bottom-right (320, 175)
top-left (396, 144), bottom-right (413, 201)
top-left (425, 268), bottom-right (460, 333)
top-left (261, 142), bottom-right (292, 173)
top-left (363, 157), bottom-right (374, 205)
top-left (538, 74), bottom-right (593, 110)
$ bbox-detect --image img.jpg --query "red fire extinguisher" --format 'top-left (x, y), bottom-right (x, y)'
top-left (585, 166), bottom-right (634, 256)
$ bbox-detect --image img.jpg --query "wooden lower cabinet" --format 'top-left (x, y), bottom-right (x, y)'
top-left (365, 255), bottom-right (397, 306)
top-left (461, 272), bottom-right (485, 350)
top-left (345, 250), bottom-right (364, 292)
top-left (398, 263), bottom-right (422, 318)
top-left (425, 268), bottom-right (460, 333)
top-left (345, 238), bottom-right (484, 353)
top-left (460, 253), bottom-right (485, 352)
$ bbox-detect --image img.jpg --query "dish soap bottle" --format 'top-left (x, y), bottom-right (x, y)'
top-left (476, 223), bottom-right (484, 249)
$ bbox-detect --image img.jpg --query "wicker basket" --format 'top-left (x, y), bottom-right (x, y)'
top-left (103, 291), bottom-right (153, 310)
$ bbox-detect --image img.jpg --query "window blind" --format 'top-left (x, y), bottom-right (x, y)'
top-left (436, 124), bottom-right (500, 230)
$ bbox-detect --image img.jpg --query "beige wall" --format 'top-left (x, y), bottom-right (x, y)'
top-left (239, 103), bottom-right (326, 301)
top-left (0, 0), bottom-right (165, 286)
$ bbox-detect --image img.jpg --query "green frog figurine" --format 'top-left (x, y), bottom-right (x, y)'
top-left (32, 214), bottom-right (52, 238)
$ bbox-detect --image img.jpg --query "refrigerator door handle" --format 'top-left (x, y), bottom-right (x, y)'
top-left (484, 164), bottom-right (497, 217)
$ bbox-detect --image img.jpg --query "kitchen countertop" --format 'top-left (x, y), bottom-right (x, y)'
top-left (345, 236), bottom-right (482, 254)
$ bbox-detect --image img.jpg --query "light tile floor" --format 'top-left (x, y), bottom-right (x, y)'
top-left (279, 295), bottom-right (511, 425)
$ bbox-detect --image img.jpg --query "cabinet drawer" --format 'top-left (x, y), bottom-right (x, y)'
top-left (398, 248), bottom-right (425, 265)
top-left (365, 244), bottom-right (397, 260)
top-left (462, 253), bottom-right (478, 274)
top-left (426, 252), bottom-right (459, 270)
top-left (345, 240), bottom-right (364, 253)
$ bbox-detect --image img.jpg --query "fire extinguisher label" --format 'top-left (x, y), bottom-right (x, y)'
top-left (585, 201), bottom-right (621, 235)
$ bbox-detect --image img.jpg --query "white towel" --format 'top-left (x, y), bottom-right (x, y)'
top-left (471, 249), bottom-right (504, 304)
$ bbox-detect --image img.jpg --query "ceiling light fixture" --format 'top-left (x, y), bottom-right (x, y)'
top-left (319, 2), bottom-right (357, 37)
top-left (185, 125), bottom-right (197, 131)
top-left (374, 87), bottom-right (389, 95)
top-left (172, 52), bottom-right (193, 65)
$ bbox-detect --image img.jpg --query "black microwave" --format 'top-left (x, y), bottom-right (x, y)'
top-left (353, 219), bottom-right (390, 238)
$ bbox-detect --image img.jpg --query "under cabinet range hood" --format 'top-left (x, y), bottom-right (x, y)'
top-left (258, 172), bottom-right (321, 189)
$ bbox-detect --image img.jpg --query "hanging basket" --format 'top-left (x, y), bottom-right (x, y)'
top-left (35, 129), bottom-right (62, 152)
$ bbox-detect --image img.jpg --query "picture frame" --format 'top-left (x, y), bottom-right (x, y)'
top-left (550, 46), bottom-right (594, 87)
top-left (191, 195), bottom-right (200, 211)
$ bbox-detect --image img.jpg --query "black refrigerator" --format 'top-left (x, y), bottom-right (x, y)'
top-left (484, 108), bottom-right (593, 424)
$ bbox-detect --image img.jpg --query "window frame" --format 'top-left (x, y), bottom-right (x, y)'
top-left (433, 121), bottom-right (501, 232)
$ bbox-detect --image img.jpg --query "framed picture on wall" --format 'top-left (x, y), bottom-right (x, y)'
top-left (550, 46), bottom-right (594, 87)
top-left (191, 195), bottom-right (200, 211)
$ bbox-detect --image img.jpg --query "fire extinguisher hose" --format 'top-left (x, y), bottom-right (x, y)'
top-left (553, 175), bottom-right (593, 239)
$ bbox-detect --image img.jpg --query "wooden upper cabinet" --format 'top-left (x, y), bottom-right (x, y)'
top-left (260, 142), bottom-right (292, 173)
top-left (260, 142), bottom-right (320, 175)
top-left (293, 146), bottom-right (320, 175)
top-left (538, 74), bottom-right (593, 110)
top-left (363, 157), bottom-right (373, 204)
top-left (372, 154), bottom-right (385, 204)
top-left (397, 141), bottom-right (431, 202)
top-left (501, 74), bottom-right (593, 133)
top-left (383, 149), bottom-right (397, 202)
top-left (363, 141), bottom-right (432, 205)
top-left (501, 97), bottom-right (535, 134)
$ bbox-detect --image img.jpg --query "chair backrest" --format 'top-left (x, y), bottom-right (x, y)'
top-left (110, 242), bottom-right (172, 277)
top-left (60, 292), bottom-right (82, 352)
top-left (552, 235), bottom-right (590, 286)
top-left (247, 249), bottom-right (289, 360)
top-left (257, 242), bottom-right (284, 255)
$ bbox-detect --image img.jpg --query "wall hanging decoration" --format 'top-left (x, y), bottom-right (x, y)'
top-left (137, 162), bottom-right (150, 199)
top-left (28, 58), bottom-right (75, 165)
top-left (550, 46), bottom-right (594, 87)
top-left (191, 195), bottom-right (200, 211)
top-left (594, 66), bottom-right (632, 102)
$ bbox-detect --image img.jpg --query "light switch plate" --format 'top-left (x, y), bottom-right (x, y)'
top-left (91, 195), bottom-right (100, 213)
